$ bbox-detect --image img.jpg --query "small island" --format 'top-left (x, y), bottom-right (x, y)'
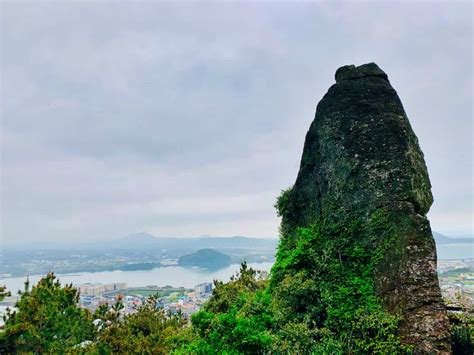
top-left (178, 249), bottom-right (231, 269)
top-left (117, 262), bottom-right (162, 271)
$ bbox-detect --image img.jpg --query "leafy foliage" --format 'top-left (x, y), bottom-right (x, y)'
top-left (0, 202), bottom-right (457, 353)
top-left (0, 285), bottom-right (10, 301)
top-left (274, 187), bottom-right (292, 218)
top-left (0, 273), bottom-right (95, 353)
top-left (0, 273), bottom-right (188, 354)
top-left (446, 292), bottom-right (474, 354)
top-left (89, 295), bottom-right (187, 354)
top-left (181, 263), bottom-right (275, 353)
top-left (450, 313), bottom-right (474, 355)
top-left (270, 209), bottom-right (407, 353)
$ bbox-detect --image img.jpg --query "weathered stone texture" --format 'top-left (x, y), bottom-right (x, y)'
top-left (282, 63), bottom-right (451, 353)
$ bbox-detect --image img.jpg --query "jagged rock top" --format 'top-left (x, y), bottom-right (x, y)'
top-left (293, 62), bottom-right (433, 218)
top-left (335, 62), bottom-right (389, 83)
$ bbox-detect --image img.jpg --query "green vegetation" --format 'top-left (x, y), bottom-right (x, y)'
top-left (0, 274), bottom-right (188, 354)
top-left (169, 205), bottom-right (408, 353)
top-left (180, 208), bottom-right (408, 353)
top-left (2, 263), bottom-right (472, 353)
top-left (87, 296), bottom-right (187, 353)
top-left (1, 194), bottom-right (471, 353)
top-left (450, 312), bottom-right (474, 355)
top-left (444, 292), bottom-right (474, 354)
top-left (182, 263), bottom-right (275, 353)
top-left (0, 285), bottom-right (10, 301)
top-left (1, 274), bottom-right (95, 353)
top-left (270, 210), bottom-right (407, 353)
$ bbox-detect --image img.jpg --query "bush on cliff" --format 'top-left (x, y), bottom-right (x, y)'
top-left (270, 213), bottom-right (405, 353)
top-left (180, 262), bottom-right (275, 353)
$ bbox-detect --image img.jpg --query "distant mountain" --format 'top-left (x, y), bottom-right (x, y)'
top-left (178, 249), bottom-right (231, 269)
top-left (433, 232), bottom-right (473, 245)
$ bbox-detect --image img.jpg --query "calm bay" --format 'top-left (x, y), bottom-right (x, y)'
top-left (1, 262), bottom-right (274, 294)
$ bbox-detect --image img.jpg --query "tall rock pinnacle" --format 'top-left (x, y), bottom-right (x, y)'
top-left (280, 63), bottom-right (451, 352)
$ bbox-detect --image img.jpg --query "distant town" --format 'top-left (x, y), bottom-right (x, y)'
top-left (0, 281), bottom-right (214, 327)
top-left (77, 281), bottom-right (214, 317)
top-left (438, 258), bottom-right (474, 306)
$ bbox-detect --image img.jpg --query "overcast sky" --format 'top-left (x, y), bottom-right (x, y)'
top-left (1, 1), bottom-right (472, 245)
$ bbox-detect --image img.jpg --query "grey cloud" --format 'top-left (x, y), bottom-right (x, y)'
top-left (1, 1), bottom-right (472, 244)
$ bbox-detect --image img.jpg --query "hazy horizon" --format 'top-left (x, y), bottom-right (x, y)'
top-left (3, 231), bottom-right (280, 249)
top-left (1, 1), bottom-right (473, 245)
top-left (3, 229), bottom-right (473, 250)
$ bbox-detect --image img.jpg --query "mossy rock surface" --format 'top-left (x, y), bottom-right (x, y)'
top-left (277, 63), bottom-right (451, 353)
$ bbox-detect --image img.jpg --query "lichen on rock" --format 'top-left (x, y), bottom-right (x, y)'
top-left (277, 63), bottom-right (451, 353)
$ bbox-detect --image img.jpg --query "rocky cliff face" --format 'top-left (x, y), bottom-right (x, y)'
top-left (280, 63), bottom-right (451, 353)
